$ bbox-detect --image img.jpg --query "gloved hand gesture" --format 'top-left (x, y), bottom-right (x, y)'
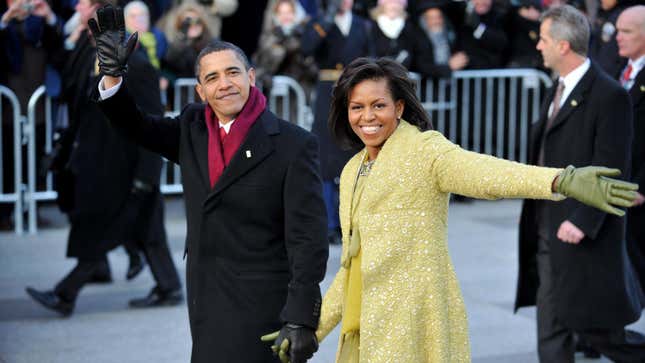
top-left (555, 165), bottom-right (639, 217)
top-left (261, 324), bottom-right (318, 363)
top-left (88, 4), bottom-right (138, 77)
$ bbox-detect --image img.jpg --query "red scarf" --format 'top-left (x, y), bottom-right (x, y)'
top-left (204, 86), bottom-right (267, 188)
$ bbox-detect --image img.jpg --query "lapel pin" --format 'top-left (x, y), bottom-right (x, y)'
top-left (245, 150), bottom-right (252, 158)
top-left (640, 85), bottom-right (645, 92)
top-left (570, 100), bottom-right (578, 107)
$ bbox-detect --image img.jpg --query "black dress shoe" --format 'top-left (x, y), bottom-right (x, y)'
top-left (129, 286), bottom-right (183, 308)
top-left (126, 256), bottom-right (145, 280)
top-left (25, 287), bottom-right (74, 316)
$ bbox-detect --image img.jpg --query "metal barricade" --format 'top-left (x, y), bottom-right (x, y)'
top-left (0, 85), bottom-right (25, 235)
top-left (269, 75), bottom-right (313, 131)
top-left (413, 68), bottom-right (552, 163)
top-left (26, 86), bottom-right (56, 234)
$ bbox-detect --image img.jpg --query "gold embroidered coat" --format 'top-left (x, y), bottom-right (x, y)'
top-left (316, 121), bottom-right (562, 362)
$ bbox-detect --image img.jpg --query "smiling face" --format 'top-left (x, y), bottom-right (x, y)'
top-left (195, 50), bottom-right (255, 123)
top-left (348, 78), bottom-right (403, 160)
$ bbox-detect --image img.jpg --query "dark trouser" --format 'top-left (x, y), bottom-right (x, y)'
top-left (128, 192), bottom-right (180, 292)
top-left (136, 237), bottom-right (181, 292)
top-left (627, 207), bottom-right (645, 292)
top-left (536, 238), bottom-right (645, 363)
top-left (54, 258), bottom-right (103, 302)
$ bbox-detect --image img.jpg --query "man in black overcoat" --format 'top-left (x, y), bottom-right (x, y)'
top-left (515, 5), bottom-right (645, 362)
top-left (23, 0), bottom-right (148, 315)
top-left (91, 5), bottom-right (328, 363)
top-left (615, 5), bottom-right (645, 296)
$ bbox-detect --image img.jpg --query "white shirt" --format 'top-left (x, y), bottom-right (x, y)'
top-left (548, 58), bottom-right (590, 116)
top-left (98, 76), bottom-right (235, 132)
top-left (335, 12), bottom-right (352, 37)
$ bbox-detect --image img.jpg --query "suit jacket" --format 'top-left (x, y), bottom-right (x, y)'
top-left (95, 83), bottom-right (328, 363)
top-left (617, 62), bottom-right (645, 291)
top-left (317, 121), bottom-right (561, 362)
top-left (516, 62), bottom-right (643, 330)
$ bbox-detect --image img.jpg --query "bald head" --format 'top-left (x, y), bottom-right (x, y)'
top-left (616, 5), bottom-right (645, 60)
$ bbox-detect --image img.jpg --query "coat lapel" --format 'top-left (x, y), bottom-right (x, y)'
top-left (629, 68), bottom-right (645, 106)
top-left (189, 113), bottom-right (212, 191)
top-left (204, 110), bottom-right (276, 206)
top-left (545, 64), bottom-right (597, 135)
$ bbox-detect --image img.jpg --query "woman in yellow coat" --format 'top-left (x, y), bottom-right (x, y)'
top-left (262, 57), bottom-right (637, 363)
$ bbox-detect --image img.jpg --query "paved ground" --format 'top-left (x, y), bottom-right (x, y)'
top-left (1, 197), bottom-right (643, 362)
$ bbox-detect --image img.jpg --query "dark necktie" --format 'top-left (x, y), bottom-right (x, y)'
top-left (538, 80), bottom-right (565, 166)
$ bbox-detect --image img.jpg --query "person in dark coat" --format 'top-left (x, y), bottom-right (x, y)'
top-left (616, 4), bottom-right (645, 297)
top-left (515, 5), bottom-right (645, 362)
top-left (23, 0), bottom-right (144, 316)
top-left (504, 0), bottom-right (544, 71)
top-left (449, 0), bottom-right (508, 69)
top-left (301, 0), bottom-right (374, 245)
top-left (368, 0), bottom-right (416, 69)
top-left (411, 0), bottom-right (468, 79)
top-left (91, 5), bottom-right (328, 362)
top-left (589, 0), bottom-right (631, 78)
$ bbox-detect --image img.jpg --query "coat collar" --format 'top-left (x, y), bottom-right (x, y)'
top-left (629, 66), bottom-right (645, 106)
top-left (190, 109), bottom-right (278, 206)
top-left (339, 120), bottom-right (419, 243)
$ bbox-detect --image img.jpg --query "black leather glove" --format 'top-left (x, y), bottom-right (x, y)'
top-left (87, 4), bottom-right (138, 77)
top-left (261, 324), bottom-right (318, 363)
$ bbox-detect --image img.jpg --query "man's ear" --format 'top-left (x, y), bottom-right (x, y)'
top-left (248, 67), bottom-right (256, 87)
top-left (195, 82), bottom-right (206, 102)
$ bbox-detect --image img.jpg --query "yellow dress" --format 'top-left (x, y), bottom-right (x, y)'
top-left (337, 157), bottom-right (370, 363)
top-left (316, 120), bottom-right (563, 363)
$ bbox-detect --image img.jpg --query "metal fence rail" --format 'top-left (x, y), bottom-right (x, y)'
top-left (2, 69), bottom-right (552, 234)
top-left (413, 68), bottom-right (552, 163)
top-left (0, 85), bottom-right (25, 235)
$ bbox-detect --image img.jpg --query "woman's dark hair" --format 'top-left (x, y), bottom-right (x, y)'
top-left (329, 57), bottom-right (432, 150)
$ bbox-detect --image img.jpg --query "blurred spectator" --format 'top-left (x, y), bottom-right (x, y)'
top-left (590, 0), bottom-right (631, 77)
top-left (302, 0), bottom-right (374, 245)
top-left (411, 0), bottom-right (468, 78)
top-left (186, 0), bottom-right (236, 39)
top-left (124, 0), bottom-right (169, 106)
top-left (124, 1), bottom-right (166, 70)
top-left (162, 2), bottom-right (212, 108)
top-left (368, 0), bottom-right (416, 68)
top-left (452, 0), bottom-right (508, 69)
top-left (253, 0), bottom-right (317, 95)
top-left (1, 0), bottom-right (50, 229)
top-left (504, 0), bottom-right (544, 70)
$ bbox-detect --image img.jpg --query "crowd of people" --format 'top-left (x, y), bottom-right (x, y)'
top-left (1, 0), bottom-right (645, 362)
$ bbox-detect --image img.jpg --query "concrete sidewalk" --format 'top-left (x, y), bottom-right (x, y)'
top-left (1, 197), bottom-right (642, 362)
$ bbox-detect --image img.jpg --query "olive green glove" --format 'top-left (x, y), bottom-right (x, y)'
top-left (555, 165), bottom-right (639, 217)
top-left (261, 330), bottom-right (290, 363)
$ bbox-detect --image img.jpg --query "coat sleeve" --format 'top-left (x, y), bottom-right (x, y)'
top-left (92, 80), bottom-right (182, 164)
top-left (424, 131), bottom-right (563, 200)
top-left (315, 267), bottom-right (347, 341)
top-left (567, 85), bottom-right (633, 239)
top-left (280, 134), bottom-right (329, 329)
top-left (301, 17), bottom-right (328, 58)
